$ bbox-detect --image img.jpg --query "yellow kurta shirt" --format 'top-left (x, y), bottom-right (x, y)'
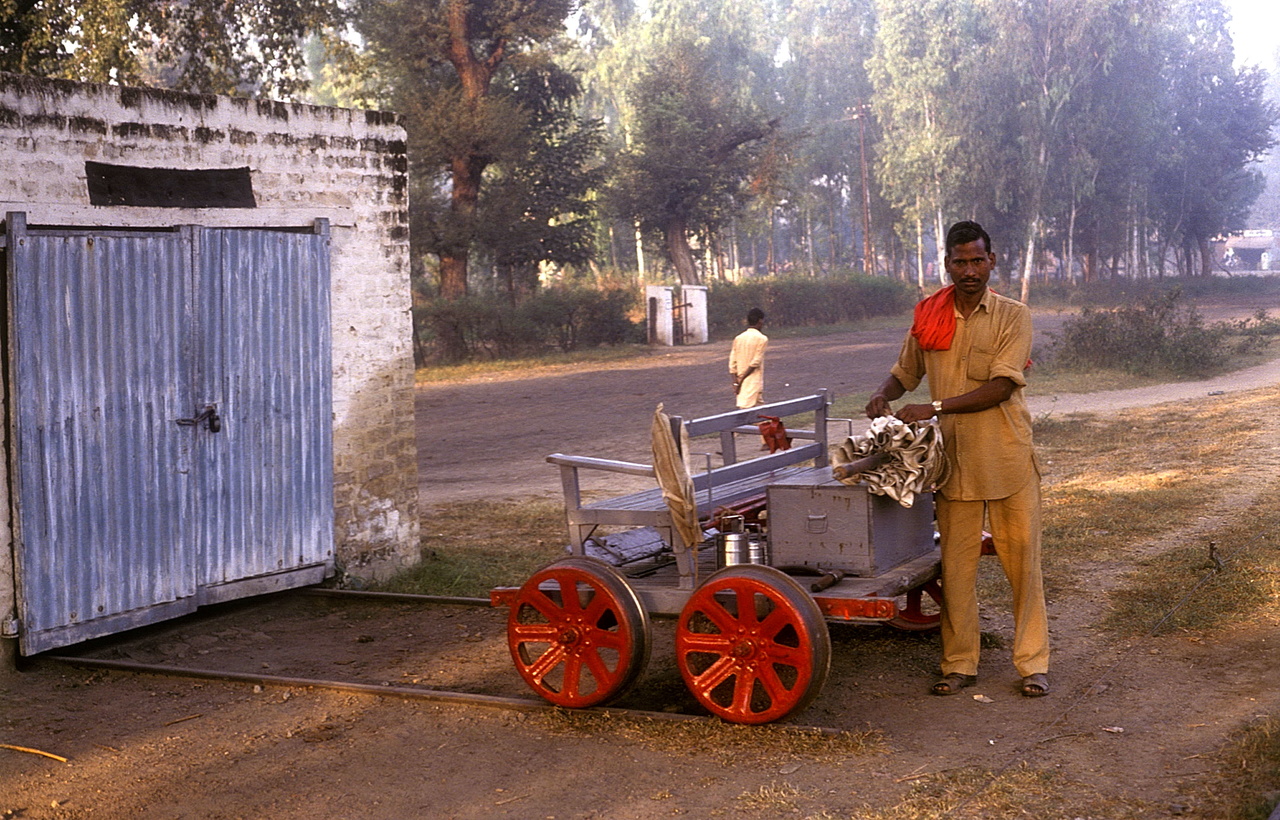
top-left (889, 289), bottom-right (1036, 501)
top-left (729, 327), bottom-right (768, 408)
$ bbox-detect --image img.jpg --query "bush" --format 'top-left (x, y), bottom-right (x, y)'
top-left (415, 286), bottom-right (641, 362)
top-left (1048, 289), bottom-right (1231, 378)
top-left (518, 286), bottom-right (641, 352)
top-left (1229, 310), bottom-right (1280, 356)
top-left (707, 274), bottom-right (916, 337)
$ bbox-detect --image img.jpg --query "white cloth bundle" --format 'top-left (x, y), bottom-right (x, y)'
top-left (830, 416), bottom-right (949, 507)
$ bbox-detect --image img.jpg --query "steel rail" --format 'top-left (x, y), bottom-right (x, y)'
top-left (44, 653), bottom-right (844, 736)
top-left (294, 587), bottom-right (491, 607)
top-left (42, 586), bottom-right (848, 734)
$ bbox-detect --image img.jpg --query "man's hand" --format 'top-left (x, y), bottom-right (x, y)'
top-left (865, 394), bottom-right (892, 419)
top-left (894, 403), bottom-right (936, 423)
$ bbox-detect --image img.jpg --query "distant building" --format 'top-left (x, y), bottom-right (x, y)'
top-left (1221, 230), bottom-right (1279, 271)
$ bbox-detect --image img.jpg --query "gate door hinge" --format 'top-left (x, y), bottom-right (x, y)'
top-left (1, 617), bottom-right (19, 638)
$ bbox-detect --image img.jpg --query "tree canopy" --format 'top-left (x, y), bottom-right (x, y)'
top-left (4, 0), bottom-right (1277, 321)
top-left (0, 0), bottom-right (346, 97)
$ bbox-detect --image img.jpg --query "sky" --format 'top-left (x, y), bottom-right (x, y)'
top-left (1225, 0), bottom-right (1279, 70)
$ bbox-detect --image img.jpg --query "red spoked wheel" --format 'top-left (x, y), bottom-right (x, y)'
top-left (675, 564), bottom-right (831, 724)
top-left (507, 557), bottom-right (651, 708)
top-left (887, 578), bottom-right (943, 632)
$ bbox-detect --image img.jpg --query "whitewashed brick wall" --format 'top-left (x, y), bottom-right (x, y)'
top-left (0, 72), bottom-right (420, 647)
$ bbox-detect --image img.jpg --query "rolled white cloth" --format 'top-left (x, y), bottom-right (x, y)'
top-left (830, 416), bottom-right (948, 507)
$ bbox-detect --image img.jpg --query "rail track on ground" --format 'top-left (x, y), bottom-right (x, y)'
top-left (41, 587), bottom-right (847, 734)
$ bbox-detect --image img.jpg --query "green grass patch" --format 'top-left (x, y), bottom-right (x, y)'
top-left (373, 499), bottom-right (567, 596)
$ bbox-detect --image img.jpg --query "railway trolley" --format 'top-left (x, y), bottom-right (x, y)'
top-left (491, 446), bottom-right (953, 725)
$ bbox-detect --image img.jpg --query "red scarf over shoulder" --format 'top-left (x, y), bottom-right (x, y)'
top-left (910, 285), bottom-right (956, 351)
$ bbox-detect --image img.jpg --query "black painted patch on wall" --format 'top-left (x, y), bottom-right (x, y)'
top-left (85, 161), bottom-right (256, 208)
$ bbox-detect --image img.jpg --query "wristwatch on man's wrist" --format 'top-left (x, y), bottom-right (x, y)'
top-left (931, 400), bottom-right (944, 415)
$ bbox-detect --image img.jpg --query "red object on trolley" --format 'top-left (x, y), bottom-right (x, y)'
top-left (756, 415), bottom-right (792, 453)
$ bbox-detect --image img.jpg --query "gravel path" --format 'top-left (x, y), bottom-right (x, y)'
top-left (1027, 356), bottom-right (1280, 416)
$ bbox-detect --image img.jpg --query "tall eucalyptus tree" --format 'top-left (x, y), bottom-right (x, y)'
top-left (868, 0), bottom-right (987, 283)
top-left (609, 36), bottom-right (777, 284)
top-left (776, 0), bottom-right (880, 275)
top-left (600, 0), bottom-right (782, 284)
top-left (977, 0), bottom-right (1122, 300)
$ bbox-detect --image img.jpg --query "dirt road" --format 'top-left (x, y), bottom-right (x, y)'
top-left (416, 328), bottom-right (907, 507)
top-left (417, 303), bottom-right (1265, 508)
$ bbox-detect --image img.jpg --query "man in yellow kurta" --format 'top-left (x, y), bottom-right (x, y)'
top-left (865, 220), bottom-right (1050, 698)
top-left (730, 308), bottom-right (768, 408)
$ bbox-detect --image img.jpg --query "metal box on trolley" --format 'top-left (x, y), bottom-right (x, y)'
top-left (767, 467), bottom-right (935, 576)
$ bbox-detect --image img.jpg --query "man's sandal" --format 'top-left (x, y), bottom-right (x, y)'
top-left (1021, 673), bottom-right (1050, 697)
top-left (931, 673), bottom-right (977, 696)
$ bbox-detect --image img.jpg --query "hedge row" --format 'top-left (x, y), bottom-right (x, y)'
top-left (414, 275), bottom-right (919, 363)
top-left (707, 275), bottom-right (917, 337)
top-left (415, 287), bottom-right (642, 362)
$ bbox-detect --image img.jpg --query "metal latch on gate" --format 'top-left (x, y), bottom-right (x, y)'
top-left (1, 617), bottom-right (18, 638)
top-left (176, 403), bottom-right (222, 433)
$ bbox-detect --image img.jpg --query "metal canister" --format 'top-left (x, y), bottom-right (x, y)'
top-left (716, 531), bottom-right (771, 567)
top-left (745, 535), bottom-right (770, 566)
top-left (717, 531), bottom-right (749, 567)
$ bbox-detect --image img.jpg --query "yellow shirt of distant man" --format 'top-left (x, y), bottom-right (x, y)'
top-left (730, 310), bottom-right (768, 408)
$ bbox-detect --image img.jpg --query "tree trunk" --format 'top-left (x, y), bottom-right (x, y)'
top-left (767, 209), bottom-right (776, 275)
top-left (804, 208), bottom-right (815, 275)
top-left (933, 206), bottom-right (946, 285)
top-left (634, 220), bottom-right (646, 281)
top-left (432, 0), bottom-right (506, 360)
top-left (1197, 235), bottom-right (1213, 277)
top-left (1066, 199), bottom-right (1077, 284)
top-left (1020, 221), bottom-right (1036, 304)
top-left (665, 218), bottom-right (701, 285)
top-left (915, 212), bottom-right (925, 291)
top-left (438, 255), bottom-right (468, 300)
top-left (826, 192), bottom-right (839, 272)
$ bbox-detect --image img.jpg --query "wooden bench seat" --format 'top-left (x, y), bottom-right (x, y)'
top-left (547, 392), bottom-right (831, 589)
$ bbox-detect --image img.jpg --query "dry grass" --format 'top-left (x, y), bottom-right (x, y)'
top-left (535, 708), bottom-right (887, 763)
top-left (1031, 389), bottom-right (1279, 633)
top-left (417, 345), bottom-right (652, 384)
top-left (1097, 485), bottom-right (1280, 637)
top-left (735, 781), bottom-right (807, 813)
top-left (1035, 395), bottom-right (1265, 558)
top-left (844, 764), bottom-right (1151, 818)
top-left (372, 499), bottom-right (566, 596)
top-left (1205, 716), bottom-right (1280, 820)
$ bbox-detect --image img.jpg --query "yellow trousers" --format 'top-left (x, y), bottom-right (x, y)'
top-left (935, 476), bottom-right (1049, 678)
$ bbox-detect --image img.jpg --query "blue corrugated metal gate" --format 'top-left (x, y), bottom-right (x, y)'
top-left (6, 214), bottom-right (334, 655)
